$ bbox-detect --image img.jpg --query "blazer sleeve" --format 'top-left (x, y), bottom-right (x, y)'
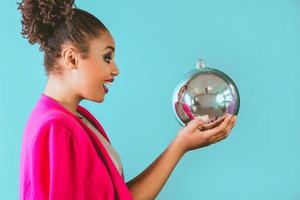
top-left (30, 120), bottom-right (84, 199)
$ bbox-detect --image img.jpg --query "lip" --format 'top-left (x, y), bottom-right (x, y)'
top-left (103, 84), bottom-right (108, 93)
top-left (103, 79), bottom-right (114, 94)
top-left (104, 79), bottom-right (114, 83)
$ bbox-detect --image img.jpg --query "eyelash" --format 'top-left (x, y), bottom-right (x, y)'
top-left (103, 53), bottom-right (113, 63)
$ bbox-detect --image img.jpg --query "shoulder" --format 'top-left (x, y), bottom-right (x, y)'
top-left (38, 118), bottom-right (73, 134)
top-left (28, 109), bottom-right (77, 132)
top-left (25, 94), bottom-right (80, 132)
top-left (24, 105), bottom-right (82, 148)
top-left (27, 116), bottom-right (75, 147)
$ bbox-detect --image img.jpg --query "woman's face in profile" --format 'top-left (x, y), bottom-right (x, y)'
top-left (178, 85), bottom-right (187, 99)
top-left (75, 31), bottom-right (120, 102)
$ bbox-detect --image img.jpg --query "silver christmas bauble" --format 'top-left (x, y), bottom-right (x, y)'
top-left (172, 59), bottom-right (240, 126)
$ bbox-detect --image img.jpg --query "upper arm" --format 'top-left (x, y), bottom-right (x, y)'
top-left (30, 120), bottom-right (79, 199)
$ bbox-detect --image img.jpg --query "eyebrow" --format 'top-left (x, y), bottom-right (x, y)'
top-left (104, 46), bottom-right (115, 52)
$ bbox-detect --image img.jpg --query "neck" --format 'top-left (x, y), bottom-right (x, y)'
top-left (43, 75), bottom-right (82, 116)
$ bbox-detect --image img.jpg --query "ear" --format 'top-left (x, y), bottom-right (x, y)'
top-left (60, 44), bottom-right (79, 70)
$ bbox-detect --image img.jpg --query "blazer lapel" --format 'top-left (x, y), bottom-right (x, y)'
top-left (76, 106), bottom-right (132, 199)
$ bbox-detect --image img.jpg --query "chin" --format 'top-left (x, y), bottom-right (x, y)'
top-left (87, 93), bottom-right (105, 103)
top-left (94, 95), bottom-right (104, 103)
top-left (97, 94), bottom-right (105, 102)
top-left (96, 98), bottom-right (104, 103)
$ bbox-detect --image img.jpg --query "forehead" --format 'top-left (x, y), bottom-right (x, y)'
top-left (90, 31), bottom-right (115, 51)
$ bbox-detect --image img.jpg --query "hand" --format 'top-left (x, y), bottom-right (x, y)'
top-left (174, 113), bottom-right (237, 154)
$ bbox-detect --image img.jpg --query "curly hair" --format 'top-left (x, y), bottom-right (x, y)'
top-left (17, 0), bottom-right (108, 76)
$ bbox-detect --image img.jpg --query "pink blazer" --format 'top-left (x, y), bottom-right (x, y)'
top-left (174, 101), bottom-right (195, 121)
top-left (20, 93), bottom-right (133, 200)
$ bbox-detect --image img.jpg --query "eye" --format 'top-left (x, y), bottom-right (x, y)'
top-left (103, 52), bottom-right (113, 63)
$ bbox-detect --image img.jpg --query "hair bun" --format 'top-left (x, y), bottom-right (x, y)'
top-left (18, 0), bottom-right (75, 51)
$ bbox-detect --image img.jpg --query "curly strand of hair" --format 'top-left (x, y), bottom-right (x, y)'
top-left (18, 0), bottom-right (108, 76)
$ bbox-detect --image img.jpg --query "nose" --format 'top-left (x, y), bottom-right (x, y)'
top-left (112, 64), bottom-right (120, 77)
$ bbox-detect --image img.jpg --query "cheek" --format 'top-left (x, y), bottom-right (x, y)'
top-left (77, 60), bottom-right (103, 92)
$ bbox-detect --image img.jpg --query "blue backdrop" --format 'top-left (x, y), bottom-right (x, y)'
top-left (1, 1), bottom-right (299, 199)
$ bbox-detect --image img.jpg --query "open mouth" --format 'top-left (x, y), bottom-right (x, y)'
top-left (103, 79), bottom-right (114, 93)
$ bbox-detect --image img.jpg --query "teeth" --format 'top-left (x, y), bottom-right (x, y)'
top-left (104, 82), bottom-right (112, 90)
top-left (104, 81), bottom-right (113, 85)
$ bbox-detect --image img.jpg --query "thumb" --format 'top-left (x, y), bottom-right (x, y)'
top-left (187, 117), bottom-right (207, 130)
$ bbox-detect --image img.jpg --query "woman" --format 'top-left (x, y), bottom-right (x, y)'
top-left (18, 0), bottom-right (237, 199)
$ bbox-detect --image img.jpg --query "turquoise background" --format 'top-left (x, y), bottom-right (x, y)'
top-left (1, 0), bottom-right (299, 199)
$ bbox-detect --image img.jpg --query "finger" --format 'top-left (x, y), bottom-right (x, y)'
top-left (201, 114), bottom-right (228, 130)
top-left (202, 114), bottom-right (235, 138)
top-left (211, 134), bottom-right (227, 144)
top-left (186, 117), bottom-right (207, 131)
top-left (226, 117), bottom-right (237, 135)
top-left (192, 115), bottom-right (232, 144)
top-left (210, 116), bottom-right (237, 143)
top-left (217, 124), bottom-right (234, 142)
top-left (221, 122), bottom-right (233, 137)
